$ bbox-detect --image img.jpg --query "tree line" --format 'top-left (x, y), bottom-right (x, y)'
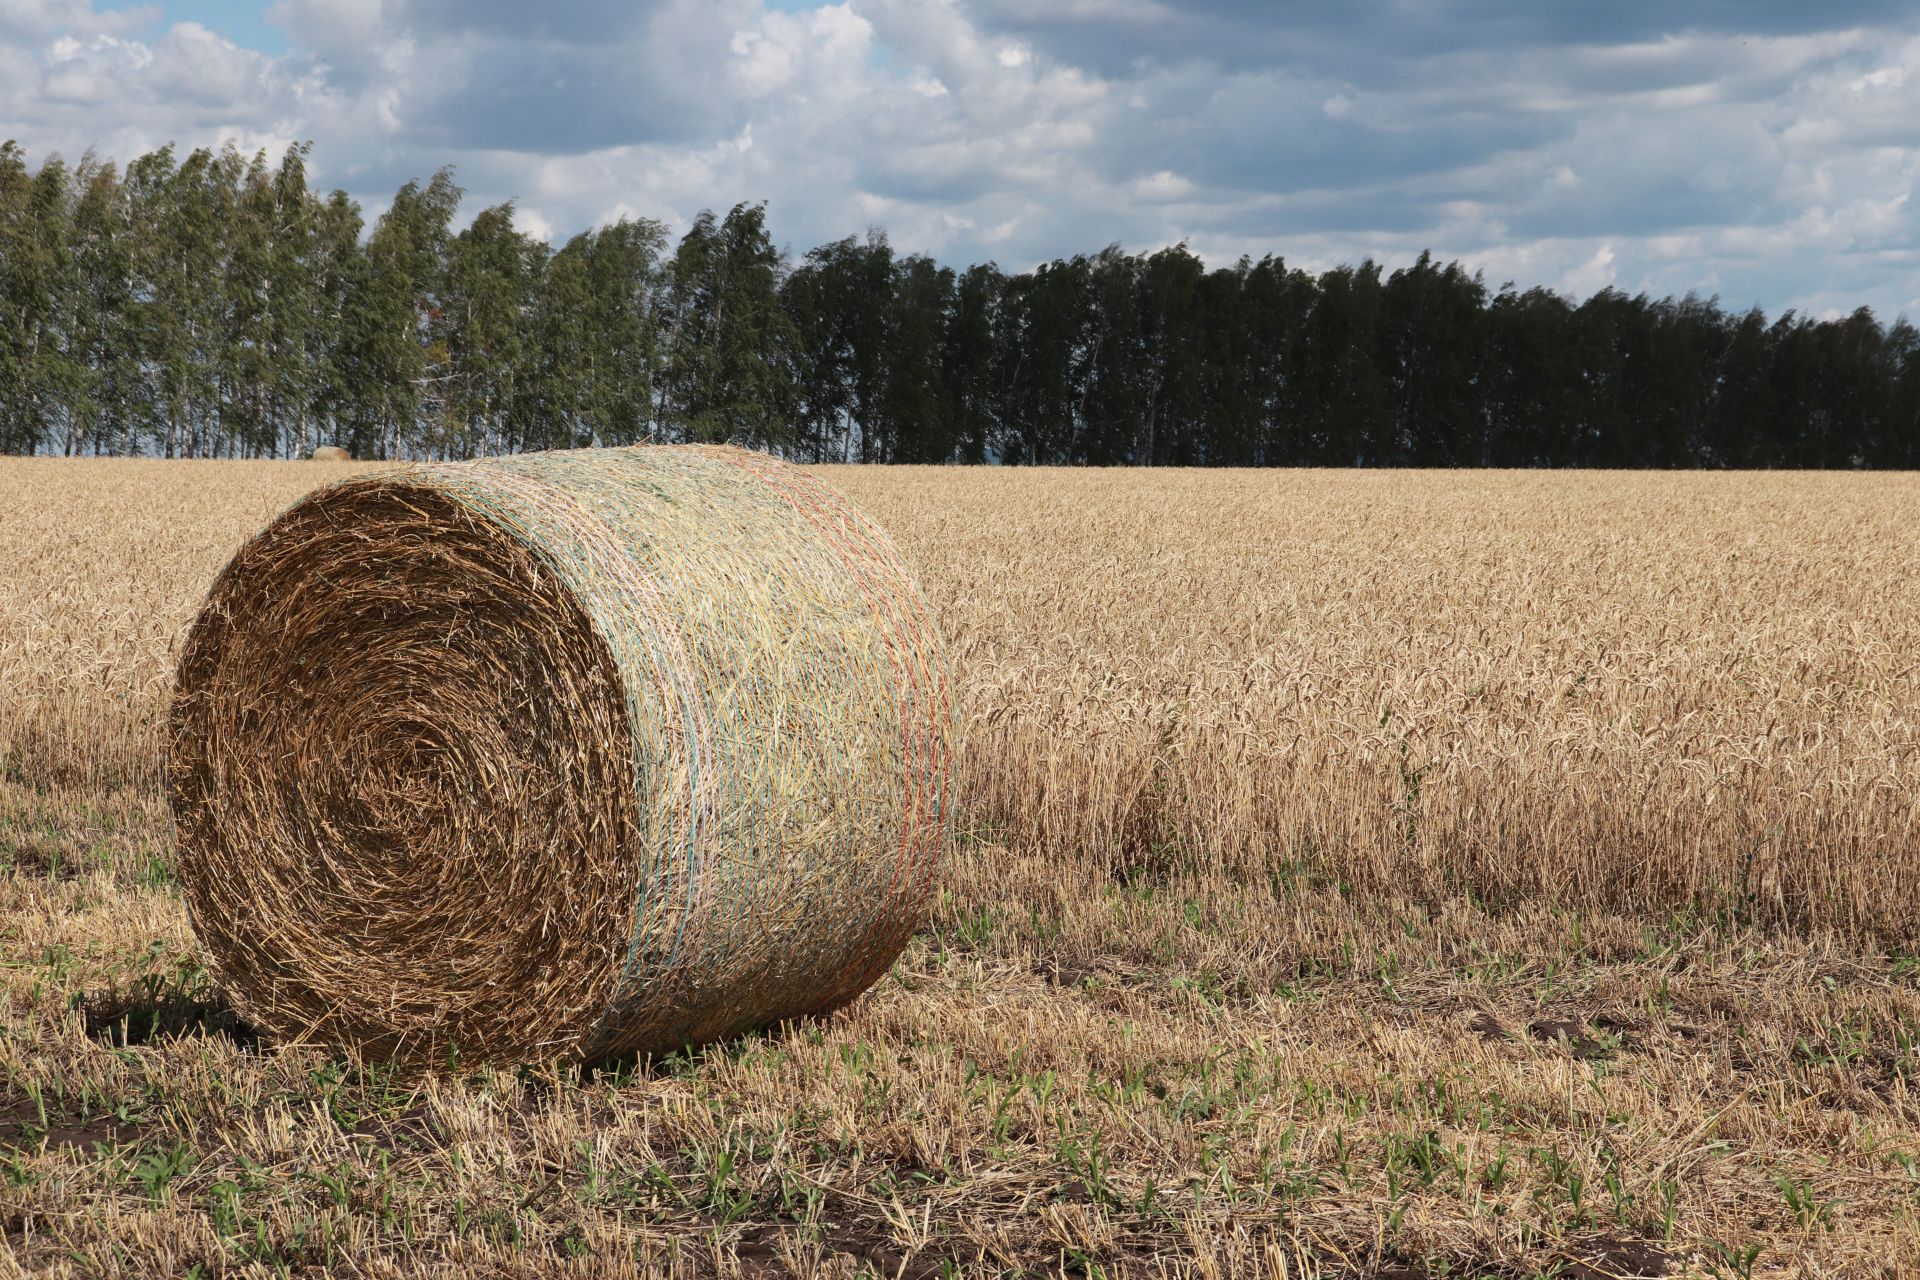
top-left (3, 141), bottom-right (1917, 466)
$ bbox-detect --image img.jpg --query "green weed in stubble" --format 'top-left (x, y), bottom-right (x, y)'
top-left (131, 1139), bottom-right (197, 1203)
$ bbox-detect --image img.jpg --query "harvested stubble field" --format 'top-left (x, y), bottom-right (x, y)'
top-left (0, 458), bottom-right (1917, 1279)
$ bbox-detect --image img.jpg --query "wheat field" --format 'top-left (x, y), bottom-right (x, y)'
top-left (1, 458), bottom-right (1917, 1277)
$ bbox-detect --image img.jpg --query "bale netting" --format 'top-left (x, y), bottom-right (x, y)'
top-left (167, 444), bottom-right (951, 1066)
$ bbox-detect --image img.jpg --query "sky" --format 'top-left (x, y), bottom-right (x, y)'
top-left (2, 1), bottom-right (1918, 321)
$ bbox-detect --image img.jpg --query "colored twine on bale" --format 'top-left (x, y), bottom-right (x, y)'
top-left (167, 444), bottom-right (952, 1066)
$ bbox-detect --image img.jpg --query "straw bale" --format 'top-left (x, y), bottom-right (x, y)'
top-left (167, 444), bottom-right (951, 1065)
top-left (309, 445), bottom-right (351, 461)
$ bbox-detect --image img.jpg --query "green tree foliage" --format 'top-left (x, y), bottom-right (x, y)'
top-left (61, 156), bottom-right (134, 455)
top-left (661, 202), bottom-right (798, 448)
top-left (310, 189), bottom-right (367, 455)
top-left (344, 168), bottom-right (461, 459)
top-left (442, 201), bottom-right (544, 455)
top-left (0, 143), bottom-right (71, 454)
top-left (527, 217), bottom-right (668, 449)
top-left (943, 263), bottom-right (1004, 464)
top-left (1, 139), bottom-right (1917, 466)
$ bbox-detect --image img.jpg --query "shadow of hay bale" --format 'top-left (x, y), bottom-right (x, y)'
top-left (81, 973), bottom-right (261, 1050)
top-left (578, 1019), bottom-right (817, 1086)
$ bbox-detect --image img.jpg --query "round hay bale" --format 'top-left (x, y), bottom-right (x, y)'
top-left (310, 445), bottom-right (352, 461)
top-left (168, 444), bottom-right (951, 1065)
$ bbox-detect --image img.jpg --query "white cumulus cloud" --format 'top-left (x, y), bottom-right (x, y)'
top-left (0, 0), bottom-right (1915, 319)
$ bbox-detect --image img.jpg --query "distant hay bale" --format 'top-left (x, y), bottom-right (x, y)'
top-left (310, 445), bottom-right (351, 462)
top-left (167, 444), bottom-right (951, 1065)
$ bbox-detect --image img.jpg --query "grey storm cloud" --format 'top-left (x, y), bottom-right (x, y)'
top-left (1105, 71), bottom-right (1571, 197)
top-left (401, 38), bottom-right (737, 153)
top-left (1180, 188), bottom-right (1456, 239)
top-left (397, 0), bottom-right (658, 42)
top-left (269, 0), bottom-right (753, 151)
top-left (962, 0), bottom-right (1920, 75)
